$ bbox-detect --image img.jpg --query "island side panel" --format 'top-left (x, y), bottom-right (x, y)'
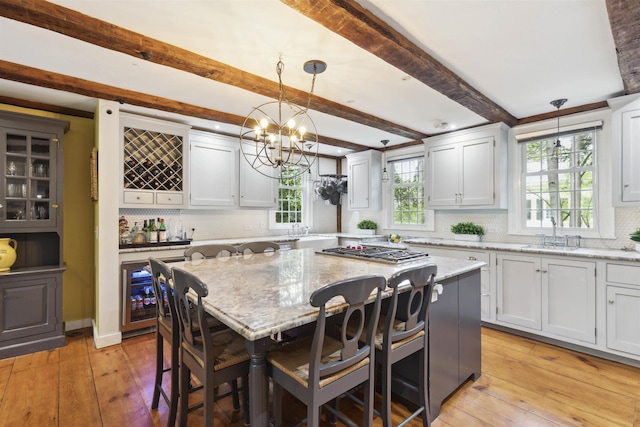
top-left (458, 269), bottom-right (482, 382)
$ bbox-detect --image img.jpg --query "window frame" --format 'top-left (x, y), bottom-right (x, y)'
top-left (269, 166), bottom-right (312, 230)
top-left (508, 110), bottom-right (614, 239)
top-left (385, 149), bottom-right (434, 232)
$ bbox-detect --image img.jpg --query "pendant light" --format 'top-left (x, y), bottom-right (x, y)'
top-left (380, 139), bottom-right (389, 182)
top-left (550, 98), bottom-right (567, 156)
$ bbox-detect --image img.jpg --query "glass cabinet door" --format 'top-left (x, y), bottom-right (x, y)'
top-left (2, 129), bottom-right (57, 228)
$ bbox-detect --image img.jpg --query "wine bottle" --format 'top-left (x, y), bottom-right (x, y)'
top-left (148, 219), bottom-right (158, 243)
top-left (158, 218), bottom-right (167, 242)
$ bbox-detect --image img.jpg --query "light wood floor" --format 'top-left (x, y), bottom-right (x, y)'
top-left (0, 327), bottom-right (639, 426)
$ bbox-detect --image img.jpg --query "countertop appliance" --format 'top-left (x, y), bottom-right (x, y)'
top-left (319, 246), bottom-right (429, 264)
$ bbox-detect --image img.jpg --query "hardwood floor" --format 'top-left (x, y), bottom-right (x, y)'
top-left (0, 327), bottom-right (639, 426)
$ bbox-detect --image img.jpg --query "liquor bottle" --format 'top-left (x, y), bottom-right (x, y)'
top-left (148, 219), bottom-right (158, 243)
top-left (158, 218), bottom-right (167, 242)
top-left (143, 287), bottom-right (151, 308)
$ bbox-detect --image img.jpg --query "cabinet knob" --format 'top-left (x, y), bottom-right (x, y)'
top-left (52, 204), bottom-right (59, 209)
top-left (624, 183), bottom-right (630, 188)
top-left (535, 269), bottom-right (541, 272)
top-left (608, 299), bottom-right (614, 304)
top-left (542, 270), bottom-right (547, 273)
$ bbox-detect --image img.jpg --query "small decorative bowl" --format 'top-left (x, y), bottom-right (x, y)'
top-left (388, 234), bottom-right (402, 244)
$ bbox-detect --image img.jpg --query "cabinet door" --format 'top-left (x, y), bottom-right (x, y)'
top-left (497, 254), bottom-right (541, 329)
top-left (428, 144), bottom-right (458, 206)
top-left (0, 276), bottom-right (57, 342)
top-left (239, 155), bottom-right (277, 208)
top-left (189, 139), bottom-right (237, 207)
top-left (621, 109), bottom-right (640, 202)
top-left (460, 137), bottom-right (494, 206)
top-left (348, 156), bottom-right (371, 209)
top-left (1, 128), bottom-right (59, 229)
top-left (606, 286), bottom-right (640, 356)
top-left (542, 258), bottom-right (595, 343)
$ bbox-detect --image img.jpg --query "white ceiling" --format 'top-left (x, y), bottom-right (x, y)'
top-left (0, 0), bottom-right (624, 157)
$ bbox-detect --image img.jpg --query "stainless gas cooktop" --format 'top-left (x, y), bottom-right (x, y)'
top-left (319, 246), bottom-right (429, 264)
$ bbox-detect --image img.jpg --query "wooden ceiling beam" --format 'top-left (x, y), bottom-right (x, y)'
top-left (606, 0), bottom-right (640, 94)
top-left (0, 0), bottom-right (425, 141)
top-left (0, 95), bottom-right (94, 119)
top-left (281, 0), bottom-right (518, 127)
top-left (0, 60), bottom-right (370, 151)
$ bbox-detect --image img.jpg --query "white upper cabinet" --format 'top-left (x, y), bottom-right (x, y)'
top-left (609, 94), bottom-right (640, 205)
top-left (346, 150), bottom-right (382, 210)
top-left (120, 113), bottom-right (190, 209)
top-left (189, 131), bottom-right (237, 208)
top-left (238, 154), bottom-right (278, 208)
top-left (425, 122), bottom-right (508, 209)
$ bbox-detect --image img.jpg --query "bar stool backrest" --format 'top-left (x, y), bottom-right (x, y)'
top-left (184, 244), bottom-right (238, 260)
top-left (236, 241), bottom-right (280, 254)
top-left (385, 264), bottom-right (437, 347)
top-left (149, 258), bottom-right (177, 331)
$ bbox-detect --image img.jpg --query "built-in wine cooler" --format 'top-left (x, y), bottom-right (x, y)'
top-left (121, 258), bottom-right (182, 332)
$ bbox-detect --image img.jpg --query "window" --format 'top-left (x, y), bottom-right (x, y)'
top-left (273, 167), bottom-right (304, 226)
top-left (521, 129), bottom-right (595, 230)
top-left (390, 157), bottom-right (425, 226)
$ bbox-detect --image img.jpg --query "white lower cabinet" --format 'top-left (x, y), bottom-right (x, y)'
top-left (409, 244), bottom-right (493, 322)
top-left (605, 263), bottom-right (640, 356)
top-left (497, 253), bottom-right (596, 343)
top-left (606, 286), bottom-right (640, 355)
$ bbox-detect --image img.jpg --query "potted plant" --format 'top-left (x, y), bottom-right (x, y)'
top-left (451, 222), bottom-right (485, 242)
top-left (630, 228), bottom-right (640, 252)
top-left (357, 219), bottom-right (378, 235)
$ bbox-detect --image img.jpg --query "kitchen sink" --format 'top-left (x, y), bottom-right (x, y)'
top-left (522, 244), bottom-right (578, 251)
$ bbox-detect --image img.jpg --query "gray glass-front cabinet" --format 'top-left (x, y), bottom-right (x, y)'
top-left (0, 110), bottom-right (67, 358)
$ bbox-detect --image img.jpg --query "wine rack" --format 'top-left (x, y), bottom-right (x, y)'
top-left (123, 127), bottom-right (183, 191)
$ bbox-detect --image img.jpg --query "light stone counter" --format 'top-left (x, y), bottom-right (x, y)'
top-left (168, 248), bottom-right (483, 342)
top-left (406, 237), bottom-right (640, 262)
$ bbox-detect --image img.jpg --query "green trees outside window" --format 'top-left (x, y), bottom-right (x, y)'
top-left (523, 129), bottom-right (595, 230)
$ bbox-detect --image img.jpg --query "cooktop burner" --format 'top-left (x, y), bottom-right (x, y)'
top-left (319, 246), bottom-right (429, 264)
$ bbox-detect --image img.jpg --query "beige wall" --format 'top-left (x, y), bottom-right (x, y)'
top-left (1, 104), bottom-right (96, 324)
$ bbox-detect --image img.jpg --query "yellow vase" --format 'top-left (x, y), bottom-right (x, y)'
top-left (0, 238), bottom-right (18, 272)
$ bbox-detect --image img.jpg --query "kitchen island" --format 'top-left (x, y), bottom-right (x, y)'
top-left (167, 248), bottom-right (484, 426)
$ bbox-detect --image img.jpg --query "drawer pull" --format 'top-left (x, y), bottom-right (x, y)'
top-left (467, 256), bottom-right (477, 261)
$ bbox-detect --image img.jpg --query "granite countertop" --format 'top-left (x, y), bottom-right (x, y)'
top-left (406, 237), bottom-right (640, 262)
top-left (169, 248), bottom-right (484, 341)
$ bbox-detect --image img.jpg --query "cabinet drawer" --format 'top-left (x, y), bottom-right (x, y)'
top-left (123, 191), bottom-right (154, 205)
top-left (156, 192), bottom-right (183, 205)
top-left (606, 264), bottom-right (640, 286)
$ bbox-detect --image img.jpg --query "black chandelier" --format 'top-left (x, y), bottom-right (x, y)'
top-left (240, 57), bottom-right (326, 179)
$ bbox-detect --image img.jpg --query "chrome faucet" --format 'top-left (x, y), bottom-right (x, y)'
top-left (550, 216), bottom-right (557, 240)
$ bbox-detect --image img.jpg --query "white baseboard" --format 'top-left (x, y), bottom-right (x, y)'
top-left (92, 319), bottom-right (122, 348)
top-left (64, 318), bottom-right (93, 331)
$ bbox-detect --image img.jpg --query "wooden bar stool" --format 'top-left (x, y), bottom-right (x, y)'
top-left (268, 274), bottom-right (386, 427)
